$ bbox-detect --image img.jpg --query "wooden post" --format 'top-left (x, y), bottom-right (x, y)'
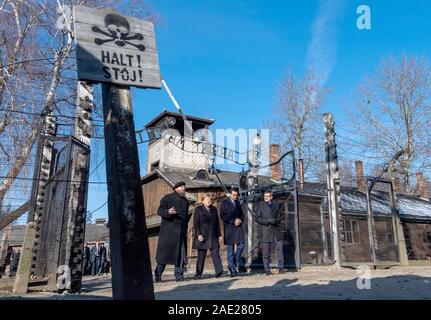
top-left (387, 150), bottom-right (409, 266)
top-left (323, 113), bottom-right (342, 268)
top-left (102, 84), bottom-right (154, 300)
top-left (63, 81), bottom-right (94, 292)
top-left (13, 222), bottom-right (36, 294)
top-left (0, 224), bottom-right (12, 278)
top-left (319, 203), bottom-right (329, 263)
top-left (292, 179), bottom-right (301, 270)
top-left (246, 134), bottom-right (259, 268)
top-left (365, 180), bottom-right (377, 265)
top-left (15, 112), bottom-right (56, 293)
top-left (390, 182), bottom-right (409, 266)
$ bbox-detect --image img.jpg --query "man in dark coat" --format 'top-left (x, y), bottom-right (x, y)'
top-left (98, 243), bottom-right (107, 275)
top-left (255, 190), bottom-right (285, 275)
top-left (88, 243), bottom-right (96, 275)
top-left (9, 248), bottom-right (20, 277)
top-left (90, 243), bottom-right (101, 276)
top-left (154, 181), bottom-right (190, 282)
top-left (82, 242), bottom-right (90, 276)
top-left (220, 188), bottom-right (244, 277)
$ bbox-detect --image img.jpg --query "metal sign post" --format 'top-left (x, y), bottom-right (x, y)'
top-left (74, 6), bottom-right (161, 89)
top-left (74, 6), bottom-right (161, 299)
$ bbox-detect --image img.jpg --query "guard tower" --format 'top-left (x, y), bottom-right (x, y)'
top-left (144, 110), bottom-right (215, 173)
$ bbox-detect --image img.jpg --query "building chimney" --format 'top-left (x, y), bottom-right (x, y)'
top-left (298, 159), bottom-right (305, 190)
top-left (416, 172), bottom-right (428, 199)
top-left (269, 144), bottom-right (281, 181)
top-left (355, 160), bottom-right (366, 192)
top-left (394, 177), bottom-right (401, 193)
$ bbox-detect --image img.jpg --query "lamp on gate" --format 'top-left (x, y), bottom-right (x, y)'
top-left (252, 132), bottom-right (261, 146)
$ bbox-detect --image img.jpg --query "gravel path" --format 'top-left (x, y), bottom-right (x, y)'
top-left (1, 266), bottom-right (431, 300)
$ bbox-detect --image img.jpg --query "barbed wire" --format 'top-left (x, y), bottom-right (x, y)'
top-left (0, 109), bottom-right (105, 123)
top-left (2, 55), bottom-right (77, 69)
top-left (0, 175), bottom-right (109, 184)
top-left (88, 201), bottom-right (108, 216)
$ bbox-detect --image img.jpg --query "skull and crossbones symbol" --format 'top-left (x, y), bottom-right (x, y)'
top-left (92, 13), bottom-right (146, 51)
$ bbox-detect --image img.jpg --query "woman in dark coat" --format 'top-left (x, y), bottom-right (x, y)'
top-left (193, 194), bottom-right (223, 279)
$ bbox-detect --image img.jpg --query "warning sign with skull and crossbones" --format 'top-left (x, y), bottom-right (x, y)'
top-left (74, 6), bottom-right (161, 89)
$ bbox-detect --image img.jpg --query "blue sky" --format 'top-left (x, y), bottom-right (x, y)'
top-left (86, 0), bottom-right (431, 221)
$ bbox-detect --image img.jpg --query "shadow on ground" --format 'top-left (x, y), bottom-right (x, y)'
top-left (154, 274), bottom-right (431, 300)
top-left (1, 272), bottom-right (430, 300)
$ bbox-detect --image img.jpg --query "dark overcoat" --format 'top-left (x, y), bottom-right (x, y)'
top-left (192, 205), bottom-right (221, 250)
top-left (155, 191), bottom-right (190, 265)
top-left (255, 201), bottom-right (284, 242)
top-left (89, 246), bottom-right (96, 263)
top-left (220, 197), bottom-right (244, 245)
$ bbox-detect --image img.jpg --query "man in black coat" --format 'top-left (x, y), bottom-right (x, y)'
top-left (255, 190), bottom-right (285, 275)
top-left (97, 243), bottom-right (107, 275)
top-left (220, 188), bottom-right (244, 277)
top-left (154, 181), bottom-right (190, 282)
top-left (90, 243), bottom-right (101, 276)
top-left (82, 242), bottom-right (90, 276)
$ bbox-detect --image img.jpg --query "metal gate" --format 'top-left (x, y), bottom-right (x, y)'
top-left (28, 135), bottom-right (89, 289)
top-left (331, 177), bottom-right (401, 267)
top-left (241, 150), bottom-right (301, 271)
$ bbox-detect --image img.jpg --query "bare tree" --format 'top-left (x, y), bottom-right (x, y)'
top-left (0, 0), bottom-right (153, 203)
top-left (346, 55), bottom-right (431, 193)
top-left (265, 68), bottom-right (330, 179)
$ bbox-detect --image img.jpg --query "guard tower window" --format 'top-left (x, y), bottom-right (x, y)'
top-left (194, 170), bottom-right (209, 181)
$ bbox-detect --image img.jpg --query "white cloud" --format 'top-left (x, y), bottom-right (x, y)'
top-left (306, 0), bottom-right (346, 84)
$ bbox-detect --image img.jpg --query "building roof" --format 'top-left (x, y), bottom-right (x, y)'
top-left (144, 110), bottom-right (215, 128)
top-left (141, 168), bottom-right (431, 222)
top-left (142, 167), bottom-right (275, 190)
top-left (0, 223), bottom-right (109, 247)
top-left (320, 186), bottom-right (431, 221)
top-left (84, 223), bottom-right (110, 242)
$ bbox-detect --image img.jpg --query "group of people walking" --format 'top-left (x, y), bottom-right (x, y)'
top-left (82, 241), bottom-right (110, 276)
top-left (154, 181), bottom-right (285, 282)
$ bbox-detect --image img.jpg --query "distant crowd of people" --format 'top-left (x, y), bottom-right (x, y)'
top-left (82, 241), bottom-right (111, 276)
top-left (0, 246), bottom-right (20, 278)
top-left (0, 242), bottom-right (109, 278)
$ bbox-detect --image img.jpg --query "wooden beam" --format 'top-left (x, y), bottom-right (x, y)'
top-left (102, 83), bottom-right (154, 300)
top-left (0, 201), bottom-right (29, 231)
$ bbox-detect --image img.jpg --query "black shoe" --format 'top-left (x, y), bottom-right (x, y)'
top-left (230, 272), bottom-right (237, 278)
top-left (193, 274), bottom-right (202, 280)
top-left (176, 277), bottom-right (185, 282)
top-left (278, 268), bottom-right (285, 274)
top-left (215, 272), bottom-right (223, 278)
top-left (265, 271), bottom-right (272, 276)
top-left (154, 274), bottom-right (162, 282)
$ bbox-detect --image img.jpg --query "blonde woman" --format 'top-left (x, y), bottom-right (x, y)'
top-left (192, 194), bottom-right (224, 279)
